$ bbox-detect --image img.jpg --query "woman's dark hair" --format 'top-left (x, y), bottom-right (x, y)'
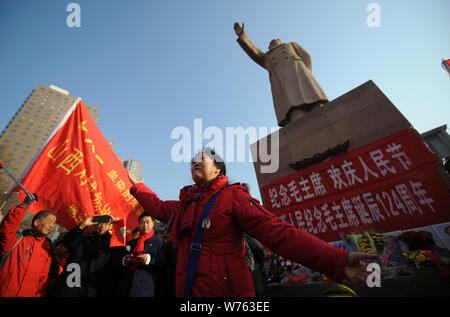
top-left (191, 147), bottom-right (226, 176)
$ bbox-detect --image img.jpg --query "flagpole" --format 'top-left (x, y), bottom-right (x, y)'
top-left (0, 200), bottom-right (6, 212)
top-left (0, 161), bottom-right (32, 196)
top-left (0, 186), bottom-right (15, 213)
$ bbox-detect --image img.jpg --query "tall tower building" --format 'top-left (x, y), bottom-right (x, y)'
top-left (123, 159), bottom-right (143, 181)
top-left (0, 84), bottom-right (99, 201)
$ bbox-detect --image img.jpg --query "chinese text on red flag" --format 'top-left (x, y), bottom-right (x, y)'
top-left (16, 99), bottom-right (144, 246)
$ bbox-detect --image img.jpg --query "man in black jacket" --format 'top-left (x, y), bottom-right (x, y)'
top-left (117, 214), bottom-right (165, 297)
top-left (54, 216), bottom-right (120, 297)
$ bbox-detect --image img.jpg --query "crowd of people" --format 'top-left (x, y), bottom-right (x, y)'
top-left (0, 148), bottom-right (377, 297)
top-left (0, 197), bottom-right (174, 297)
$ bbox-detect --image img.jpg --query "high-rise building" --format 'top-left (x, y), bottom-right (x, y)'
top-left (123, 159), bottom-right (143, 181)
top-left (0, 84), bottom-right (100, 201)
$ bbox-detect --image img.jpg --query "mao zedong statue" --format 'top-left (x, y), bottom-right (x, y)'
top-left (234, 22), bottom-right (329, 127)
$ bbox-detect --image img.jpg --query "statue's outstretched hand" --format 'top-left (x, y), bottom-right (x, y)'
top-left (234, 22), bottom-right (244, 36)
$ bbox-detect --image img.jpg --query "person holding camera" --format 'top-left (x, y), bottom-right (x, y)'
top-left (53, 215), bottom-right (120, 297)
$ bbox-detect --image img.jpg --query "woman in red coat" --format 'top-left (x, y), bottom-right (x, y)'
top-left (129, 149), bottom-right (376, 297)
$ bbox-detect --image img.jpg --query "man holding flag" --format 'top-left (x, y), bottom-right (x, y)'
top-left (0, 97), bottom-right (144, 296)
top-left (0, 193), bottom-right (57, 297)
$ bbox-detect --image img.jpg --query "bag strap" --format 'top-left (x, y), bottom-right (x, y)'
top-left (184, 189), bottom-right (222, 297)
top-left (0, 232), bottom-right (23, 271)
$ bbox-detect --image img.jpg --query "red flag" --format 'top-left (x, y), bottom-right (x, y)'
top-left (15, 99), bottom-right (144, 246)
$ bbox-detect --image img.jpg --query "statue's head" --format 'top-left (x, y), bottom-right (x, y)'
top-left (269, 39), bottom-right (282, 50)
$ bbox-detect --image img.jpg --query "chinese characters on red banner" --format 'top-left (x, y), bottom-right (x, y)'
top-left (262, 129), bottom-right (450, 242)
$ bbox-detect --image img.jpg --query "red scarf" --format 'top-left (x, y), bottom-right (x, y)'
top-left (168, 175), bottom-right (228, 242)
top-left (130, 229), bottom-right (154, 271)
top-left (133, 229), bottom-right (154, 254)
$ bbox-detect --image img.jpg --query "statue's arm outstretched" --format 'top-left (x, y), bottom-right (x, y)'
top-left (234, 22), bottom-right (266, 69)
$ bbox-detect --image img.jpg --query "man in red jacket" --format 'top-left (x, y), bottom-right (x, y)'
top-left (0, 194), bottom-right (56, 297)
top-left (129, 148), bottom-right (377, 297)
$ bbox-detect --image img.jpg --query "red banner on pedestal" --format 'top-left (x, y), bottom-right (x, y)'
top-left (15, 99), bottom-right (144, 246)
top-left (262, 129), bottom-right (450, 242)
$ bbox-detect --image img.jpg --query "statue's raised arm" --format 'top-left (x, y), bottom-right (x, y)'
top-left (233, 23), bottom-right (329, 127)
top-left (234, 22), bottom-right (266, 69)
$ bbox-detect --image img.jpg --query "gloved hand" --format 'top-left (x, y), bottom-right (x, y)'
top-left (20, 193), bottom-right (38, 207)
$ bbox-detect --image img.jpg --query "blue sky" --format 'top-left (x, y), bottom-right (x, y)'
top-left (1, 0), bottom-right (449, 202)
